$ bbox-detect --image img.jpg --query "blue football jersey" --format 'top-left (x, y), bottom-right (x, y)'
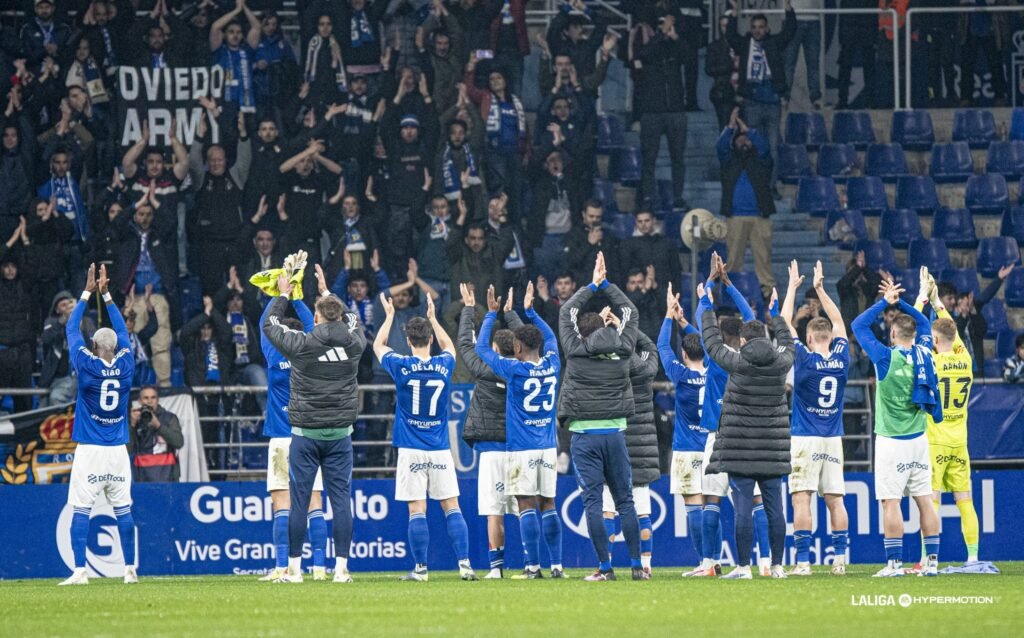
top-left (657, 319), bottom-right (709, 451)
top-left (474, 309), bottom-right (561, 452)
top-left (382, 351), bottom-right (456, 451)
top-left (699, 359), bottom-right (727, 433)
top-left (791, 338), bottom-right (850, 437)
top-left (261, 299), bottom-right (314, 438)
top-left (69, 299), bottom-right (135, 446)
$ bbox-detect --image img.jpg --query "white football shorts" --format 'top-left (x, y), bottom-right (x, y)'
top-left (788, 435), bottom-right (846, 495)
top-left (702, 432), bottom-right (761, 498)
top-left (602, 484), bottom-right (652, 517)
top-left (874, 434), bottom-right (932, 500)
top-left (68, 443), bottom-right (132, 508)
top-left (266, 437), bottom-right (323, 493)
top-left (395, 448), bottom-right (460, 501)
top-left (670, 451), bottom-right (704, 495)
top-left (506, 448), bottom-right (558, 498)
top-left (477, 450), bottom-right (518, 516)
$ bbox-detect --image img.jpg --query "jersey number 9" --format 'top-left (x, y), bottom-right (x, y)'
top-left (818, 376), bottom-right (838, 409)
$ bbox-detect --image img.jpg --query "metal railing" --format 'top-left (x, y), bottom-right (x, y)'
top-left (903, 5), bottom-right (1024, 110)
top-left (741, 7), bottom-right (901, 110)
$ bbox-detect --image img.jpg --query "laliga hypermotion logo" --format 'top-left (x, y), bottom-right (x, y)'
top-left (559, 489), bottom-right (668, 539)
top-left (56, 500), bottom-right (138, 577)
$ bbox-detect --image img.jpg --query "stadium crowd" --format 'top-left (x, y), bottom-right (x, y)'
top-left (1, 0), bottom-right (1022, 474)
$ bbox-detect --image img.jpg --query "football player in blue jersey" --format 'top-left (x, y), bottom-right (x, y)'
top-left (476, 282), bottom-right (565, 579)
top-left (658, 283), bottom-right (709, 576)
top-left (375, 292), bottom-right (477, 582)
top-left (60, 264), bottom-right (137, 586)
top-left (257, 257), bottom-right (329, 582)
top-left (780, 260), bottom-right (851, 576)
top-left (695, 253), bottom-right (772, 577)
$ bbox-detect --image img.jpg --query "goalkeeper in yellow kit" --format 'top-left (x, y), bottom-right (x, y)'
top-left (915, 271), bottom-right (979, 566)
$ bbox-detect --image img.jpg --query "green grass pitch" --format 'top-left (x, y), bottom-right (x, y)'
top-left (5, 564), bottom-right (1021, 637)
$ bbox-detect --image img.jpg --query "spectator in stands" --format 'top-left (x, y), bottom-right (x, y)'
top-left (121, 120), bottom-right (189, 213)
top-left (324, 74), bottom-right (380, 185)
top-left (634, 10), bottom-right (692, 211)
top-left (445, 206), bottom-right (515, 304)
top-left (23, 197), bottom-right (72, 328)
top-left (1004, 333), bottom-right (1024, 383)
top-left (1, 93), bottom-right (36, 238)
top-left (938, 264), bottom-right (1014, 374)
top-left (419, 1), bottom-right (467, 116)
top-left (836, 250), bottom-right (882, 333)
top-left (718, 107), bottom-right (776, 298)
top-left (835, 0), bottom-right (877, 110)
top-left (535, 89), bottom-right (595, 189)
top-left (706, 14), bottom-right (739, 130)
top-left (793, 288), bottom-right (827, 343)
top-left (547, 1), bottom-right (608, 96)
top-left (330, 249), bottom-right (393, 337)
top-left (40, 290), bottom-right (94, 406)
top-left (188, 110), bottom-right (252, 296)
top-left (180, 295), bottom-right (231, 466)
top-left (785, 0), bottom-right (823, 108)
top-left (488, 0), bottom-right (530, 96)
top-left (0, 231), bottom-right (36, 413)
top-left (129, 385), bottom-right (184, 482)
top-left (20, 0), bottom-right (72, 66)
top-left (65, 38), bottom-right (112, 118)
top-left (537, 30), bottom-right (615, 110)
top-left (565, 200), bottom-right (621, 288)
top-left (921, 0), bottom-right (958, 107)
top-left (130, 7), bottom-right (186, 68)
top-left (243, 118), bottom-right (285, 219)
top-left (325, 180), bottom-right (379, 274)
top-left (209, 0), bottom-right (263, 120)
top-left (620, 210), bottom-right (680, 293)
top-left (464, 58), bottom-right (527, 223)
top-left (252, 10), bottom-right (298, 120)
top-left (958, 0), bottom-right (1010, 107)
top-left (625, 267), bottom-right (662, 342)
top-left (726, 0), bottom-right (796, 196)
top-left (408, 180), bottom-right (452, 311)
top-left (527, 147), bottom-right (583, 281)
top-left (213, 282), bottom-right (267, 408)
top-left (484, 192), bottom-right (527, 292)
top-left (334, 0), bottom-right (389, 78)
top-left (301, 11), bottom-right (348, 110)
top-left (434, 103), bottom-right (486, 219)
top-left (77, 0), bottom-right (134, 83)
top-left (122, 286), bottom-right (158, 387)
top-left (534, 272), bottom-right (576, 342)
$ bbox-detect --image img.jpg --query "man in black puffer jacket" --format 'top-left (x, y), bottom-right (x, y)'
top-left (262, 268), bottom-right (366, 582)
top-left (701, 297), bottom-right (794, 579)
top-left (558, 251), bottom-right (647, 581)
top-left (601, 332), bottom-right (660, 576)
top-left (457, 283), bottom-right (523, 578)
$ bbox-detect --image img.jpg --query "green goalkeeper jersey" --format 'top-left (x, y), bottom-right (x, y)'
top-left (874, 348), bottom-right (928, 438)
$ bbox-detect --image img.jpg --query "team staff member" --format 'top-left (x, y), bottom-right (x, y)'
top-left (262, 265), bottom-right (366, 584)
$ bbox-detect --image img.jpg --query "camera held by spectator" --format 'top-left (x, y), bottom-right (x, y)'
top-left (129, 385), bottom-right (184, 482)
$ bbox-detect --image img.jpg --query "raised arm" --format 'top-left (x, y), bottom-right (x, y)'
top-left (242, 1), bottom-right (261, 49)
top-left (171, 128), bottom-right (189, 180)
top-left (209, 3), bottom-right (242, 51)
top-left (262, 286), bottom-right (309, 358)
top-left (851, 298), bottom-right (893, 365)
top-left (700, 307), bottom-right (742, 373)
top-left (292, 299), bottom-right (315, 332)
top-left (780, 259), bottom-right (803, 337)
top-left (898, 299), bottom-right (932, 347)
top-left (657, 318), bottom-right (684, 382)
top-left (474, 310), bottom-right (512, 377)
top-left (458, 303), bottom-right (498, 380)
top-left (121, 125), bottom-right (149, 179)
top-left (810, 260), bottom-right (846, 340)
top-left (373, 292), bottom-right (395, 361)
top-left (558, 283), bottom-right (595, 356)
top-left (426, 294), bottom-right (454, 355)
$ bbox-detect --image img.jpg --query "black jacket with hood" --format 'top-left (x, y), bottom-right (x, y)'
top-left (458, 306), bottom-right (523, 445)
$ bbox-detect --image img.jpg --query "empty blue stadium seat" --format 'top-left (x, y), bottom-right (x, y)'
top-left (976, 236), bottom-right (1022, 277)
top-left (952, 109), bottom-right (998, 149)
top-left (939, 267), bottom-right (981, 297)
top-left (996, 330), bottom-right (1023, 359)
top-left (1011, 109), bottom-right (1024, 141)
top-left (1005, 269), bottom-right (1024, 307)
top-left (777, 144), bottom-right (813, 185)
top-left (824, 209), bottom-right (868, 249)
top-left (608, 146), bottom-right (642, 185)
top-left (865, 143), bottom-right (908, 182)
top-left (891, 110), bottom-right (935, 151)
top-left (845, 175), bottom-right (888, 215)
top-left (718, 271), bottom-right (763, 313)
top-left (854, 239), bottom-right (896, 272)
top-left (985, 140), bottom-right (1024, 179)
top-left (816, 143), bottom-right (859, 181)
top-left (894, 176), bottom-right (940, 214)
top-left (930, 142), bottom-right (974, 183)
top-left (908, 238), bottom-right (951, 272)
top-left (897, 268), bottom-right (921, 302)
top-left (983, 299), bottom-right (1010, 337)
top-left (1000, 206), bottom-right (1024, 244)
top-left (596, 114), bottom-right (626, 153)
top-left (785, 112), bottom-right (828, 148)
top-left (880, 208), bottom-right (923, 248)
top-left (965, 173), bottom-right (1010, 215)
top-left (832, 111), bottom-right (876, 149)
top-left (592, 179), bottom-right (619, 216)
top-left (795, 176), bottom-right (840, 216)
top-left (984, 358), bottom-right (1004, 378)
top-left (609, 214), bottom-right (635, 240)
top-left (932, 207), bottom-right (978, 248)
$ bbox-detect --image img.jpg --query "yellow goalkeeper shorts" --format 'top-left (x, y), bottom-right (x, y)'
top-left (931, 443), bottom-right (972, 493)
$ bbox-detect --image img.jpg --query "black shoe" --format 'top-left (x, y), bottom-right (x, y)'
top-left (550, 567), bottom-right (567, 579)
top-left (686, 105), bottom-right (702, 112)
top-left (632, 567), bottom-right (651, 581)
top-left (713, 563), bottom-right (723, 576)
top-left (673, 198), bottom-right (690, 211)
top-left (525, 568), bottom-right (544, 579)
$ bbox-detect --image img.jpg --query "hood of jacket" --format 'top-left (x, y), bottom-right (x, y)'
top-left (314, 315), bottom-right (358, 346)
top-left (740, 337), bottom-right (779, 366)
top-left (582, 326), bottom-right (623, 356)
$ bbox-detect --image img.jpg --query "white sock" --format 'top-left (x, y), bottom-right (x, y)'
top-left (640, 555), bottom-right (651, 569)
top-left (288, 556), bottom-right (302, 574)
top-left (335, 557), bottom-right (348, 573)
top-left (551, 563), bottom-right (563, 571)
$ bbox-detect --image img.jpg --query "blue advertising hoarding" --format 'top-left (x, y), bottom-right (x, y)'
top-left (1, 471), bottom-right (1021, 579)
